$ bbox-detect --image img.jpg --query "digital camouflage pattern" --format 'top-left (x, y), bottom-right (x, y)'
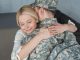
top-left (28, 0), bottom-right (80, 59)
top-left (48, 31), bottom-right (80, 60)
top-left (39, 18), bottom-right (65, 44)
top-left (32, 0), bottom-right (58, 11)
top-left (21, 18), bottom-right (80, 60)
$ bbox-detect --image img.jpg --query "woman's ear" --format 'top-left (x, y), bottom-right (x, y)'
top-left (34, 7), bottom-right (39, 14)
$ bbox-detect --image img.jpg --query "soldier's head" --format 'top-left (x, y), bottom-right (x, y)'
top-left (30, 0), bottom-right (58, 20)
top-left (31, 0), bottom-right (58, 11)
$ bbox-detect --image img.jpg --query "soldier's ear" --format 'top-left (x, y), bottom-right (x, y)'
top-left (38, 7), bottom-right (44, 17)
top-left (39, 8), bottom-right (44, 14)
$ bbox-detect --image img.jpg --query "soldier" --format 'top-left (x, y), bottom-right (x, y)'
top-left (31, 0), bottom-right (80, 60)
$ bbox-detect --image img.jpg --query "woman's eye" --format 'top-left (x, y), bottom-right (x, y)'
top-left (27, 21), bottom-right (32, 23)
top-left (26, 19), bottom-right (33, 23)
top-left (20, 24), bottom-right (24, 26)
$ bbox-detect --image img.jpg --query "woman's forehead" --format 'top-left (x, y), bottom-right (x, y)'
top-left (19, 14), bottom-right (34, 21)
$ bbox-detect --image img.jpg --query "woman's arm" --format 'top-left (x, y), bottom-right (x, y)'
top-left (63, 23), bottom-right (77, 32)
top-left (48, 23), bottom-right (77, 35)
top-left (18, 28), bottom-right (51, 60)
top-left (50, 10), bottom-right (77, 34)
top-left (11, 30), bottom-right (25, 60)
top-left (37, 8), bottom-right (77, 35)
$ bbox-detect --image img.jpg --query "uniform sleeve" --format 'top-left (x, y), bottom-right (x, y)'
top-left (11, 30), bottom-right (26, 60)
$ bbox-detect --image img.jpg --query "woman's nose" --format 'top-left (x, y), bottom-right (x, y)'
top-left (25, 24), bottom-right (29, 29)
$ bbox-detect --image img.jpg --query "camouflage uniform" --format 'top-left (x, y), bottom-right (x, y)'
top-left (48, 30), bottom-right (80, 60)
top-left (29, 0), bottom-right (80, 60)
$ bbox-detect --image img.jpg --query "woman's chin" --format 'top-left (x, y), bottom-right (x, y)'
top-left (26, 30), bottom-right (33, 34)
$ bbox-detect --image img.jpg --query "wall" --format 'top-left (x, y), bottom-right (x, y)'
top-left (0, 0), bottom-right (79, 23)
top-left (0, 28), bottom-right (18, 60)
top-left (57, 0), bottom-right (80, 23)
top-left (0, 0), bottom-right (34, 13)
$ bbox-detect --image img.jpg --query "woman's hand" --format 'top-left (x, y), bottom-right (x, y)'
top-left (48, 23), bottom-right (68, 36)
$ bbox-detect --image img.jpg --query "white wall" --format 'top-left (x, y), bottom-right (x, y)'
top-left (0, 0), bottom-right (80, 23)
top-left (57, 0), bottom-right (80, 23)
top-left (0, 0), bottom-right (34, 13)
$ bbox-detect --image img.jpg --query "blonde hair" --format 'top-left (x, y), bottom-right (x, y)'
top-left (16, 5), bottom-right (38, 26)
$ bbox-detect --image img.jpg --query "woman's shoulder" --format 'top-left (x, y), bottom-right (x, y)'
top-left (14, 29), bottom-right (26, 40)
top-left (16, 30), bottom-right (25, 36)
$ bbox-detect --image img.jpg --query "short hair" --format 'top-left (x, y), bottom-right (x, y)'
top-left (16, 5), bottom-right (38, 26)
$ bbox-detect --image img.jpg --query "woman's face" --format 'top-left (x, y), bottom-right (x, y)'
top-left (19, 14), bottom-right (37, 34)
